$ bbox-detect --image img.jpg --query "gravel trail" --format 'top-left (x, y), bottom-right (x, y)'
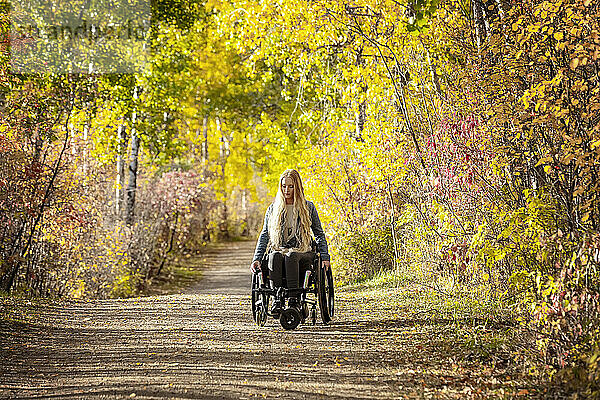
top-left (0, 241), bottom-right (528, 399)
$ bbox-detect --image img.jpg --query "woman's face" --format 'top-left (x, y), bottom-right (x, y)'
top-left (281, 177), bottom-right (294, 202)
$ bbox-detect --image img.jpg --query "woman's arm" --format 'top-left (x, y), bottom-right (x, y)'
top-left (309, 202), bottom-right (330, 261)
top-left (252, 204), bottom-right (272, 262)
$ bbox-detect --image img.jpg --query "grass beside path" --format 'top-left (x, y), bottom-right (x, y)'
top-left (143, 252), bottom-right (204, 296)
top-left (336, 282), bottom-right (543, 398)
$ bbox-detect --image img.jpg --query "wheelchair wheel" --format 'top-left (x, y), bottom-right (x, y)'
top-left (251, 273), bottom-right (269, 327)
top-left (251, 273), bottom-right (259, 323)
top-left (280, 307), bottom-right (302, 330)
top-left (325, 267), bottom-right (335, 318)
top-left (257, 305), bottom-right (267, 326)
top-left (317, 265), bottom-right (335, 324)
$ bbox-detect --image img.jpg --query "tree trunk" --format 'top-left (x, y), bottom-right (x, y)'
top-left (115, 124), bottom-right (127, 216)
top-left (125, 125), bottom-right (140, 226)
top-left (0, 91), bottom-right (5, 115)
top-left (241, 189), bottom-right (249, 237)
top-left (473, 0), bottom-right (487, 50)
top-left (355, 100), bottom-right (366, 140)
top-left (126, 86), bottom-right (141, 225)
top-left (353, 46), bottom-right (366, 142)
top-left (217, 117), bottom-right (230, 239)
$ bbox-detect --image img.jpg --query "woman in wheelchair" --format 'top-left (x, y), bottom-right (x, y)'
top-left (250, 169), bottom-right (334, 329)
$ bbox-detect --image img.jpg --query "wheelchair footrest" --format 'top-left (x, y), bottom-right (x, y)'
top-left (253, 287), bottom-right (276, 296)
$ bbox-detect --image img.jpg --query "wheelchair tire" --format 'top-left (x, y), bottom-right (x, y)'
top-left (251, 273), bottom-right (259, 323)
top-left (326, 267), bottom-right (335, 318)
top-left (257, 304), bottom-right (267, 326)
top-left (251, 273), bottom-right (269, 327)
top-left (317, 265), bottom-right (335, 324)
top-left (280, 307), bottom-right (302, 330)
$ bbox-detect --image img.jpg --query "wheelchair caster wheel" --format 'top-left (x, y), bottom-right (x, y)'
top-left (310, 308), bottom-right (317, 326)
top-left (257, 305), bottom-right (267, 327)
top-left (280, 307), bottom-right (302, 330)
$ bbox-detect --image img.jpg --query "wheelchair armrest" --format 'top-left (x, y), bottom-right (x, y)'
top-left (310, 252), bottom-right (321, 271)
top-left (310, 239), bottom-right (318, 252)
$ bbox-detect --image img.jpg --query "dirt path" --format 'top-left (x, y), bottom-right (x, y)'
top-left (0, 241), bottom-right (533, 399)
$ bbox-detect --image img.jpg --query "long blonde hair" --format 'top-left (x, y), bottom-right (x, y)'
top-left (268, 169), bottom-right (312, 252)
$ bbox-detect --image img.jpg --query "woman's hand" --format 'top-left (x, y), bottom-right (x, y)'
top-left (250, 260), bottom-right (261, 273)
top-left (322, 260), bottom-right (330, 270)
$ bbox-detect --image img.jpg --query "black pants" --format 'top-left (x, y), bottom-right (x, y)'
top-left (268, 251), bottom-right (315, 290)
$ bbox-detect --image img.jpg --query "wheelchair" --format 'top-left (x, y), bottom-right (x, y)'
top-left (251, 242), bottom-right (335, 330)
